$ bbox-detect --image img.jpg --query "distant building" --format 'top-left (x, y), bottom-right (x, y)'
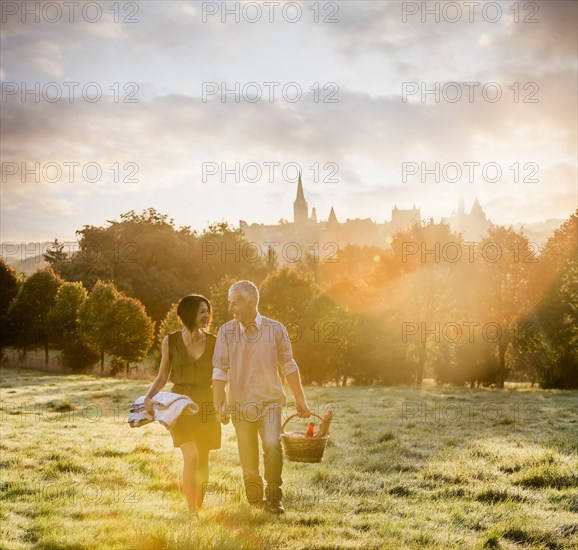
top-left (240, 177), bottom-right (496, 263)
top-left (443, 196), bottom-right (492, 241)
top-left (239, 174), bottom-right (431, 263)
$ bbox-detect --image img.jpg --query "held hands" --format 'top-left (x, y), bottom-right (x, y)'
top-left (215, 403), bottom-right (230, 425)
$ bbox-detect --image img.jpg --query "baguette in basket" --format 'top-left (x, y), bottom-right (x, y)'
top-left (314, 410), bottom-right (333, 438)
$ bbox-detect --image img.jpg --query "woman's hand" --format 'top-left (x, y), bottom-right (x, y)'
top-left (215, 403), bottom-right (229, 424)
top-left (144, 395), bottom-right (155, 417)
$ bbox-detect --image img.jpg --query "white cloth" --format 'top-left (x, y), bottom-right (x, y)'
top-left (128, 392), bottom-right (199, 430)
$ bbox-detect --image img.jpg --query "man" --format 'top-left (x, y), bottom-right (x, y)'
top-left (212, 280), bottom-right (311, 514)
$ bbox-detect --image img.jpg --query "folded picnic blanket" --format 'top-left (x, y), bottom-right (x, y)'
top-left (128, 392), bottom-right (199, 430)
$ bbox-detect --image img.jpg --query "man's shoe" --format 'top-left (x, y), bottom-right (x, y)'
top-left (265, 500), bottom-right (285, 515)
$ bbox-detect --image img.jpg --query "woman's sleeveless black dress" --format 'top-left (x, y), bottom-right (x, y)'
top-left (168, 331), bottom-right (221, 450)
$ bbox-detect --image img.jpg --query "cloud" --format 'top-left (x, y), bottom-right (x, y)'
top-left (2, 66), bottom-right (575, 172)
top-left (1, 0), bottom-right (575, 240)
top-left (501, 0), bottom-right (577, 64)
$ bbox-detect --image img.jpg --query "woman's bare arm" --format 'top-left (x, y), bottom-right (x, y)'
top-left (144, 336), bottom-right (171, 415)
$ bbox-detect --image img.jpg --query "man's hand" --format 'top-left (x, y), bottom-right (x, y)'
top-left (296, 401), bottom-right (312, 418)
top-left (215, 403), bottom-right (230, 425)
top-left (144, 395), bottom-right (155, 417)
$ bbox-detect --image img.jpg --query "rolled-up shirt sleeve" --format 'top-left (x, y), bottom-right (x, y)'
top-left (212, 325), bottom-right (230, 382)
top-left (277, 323), bottom-right (299, 377)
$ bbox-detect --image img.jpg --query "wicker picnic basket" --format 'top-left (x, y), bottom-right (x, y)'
top-left (281, 413), bottom-right (329, 463)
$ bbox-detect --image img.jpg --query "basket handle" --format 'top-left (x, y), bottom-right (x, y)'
top-left (282, 412), bottom-right (324, 434)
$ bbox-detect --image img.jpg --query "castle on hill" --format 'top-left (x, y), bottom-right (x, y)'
top-left (239, 174), bottom-right (492, 257)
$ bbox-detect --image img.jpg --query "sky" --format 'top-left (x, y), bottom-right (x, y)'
top-left (1, 0), bottom-right (577, 242)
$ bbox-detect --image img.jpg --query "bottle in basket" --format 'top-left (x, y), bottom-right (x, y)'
top-left (314, 410), bottom-right (333, 438)
top-left (306, 422), bottom-right (315, 437)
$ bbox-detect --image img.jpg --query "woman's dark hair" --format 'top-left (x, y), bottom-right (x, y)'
top-left (176, 294), bottom-right (212, 330)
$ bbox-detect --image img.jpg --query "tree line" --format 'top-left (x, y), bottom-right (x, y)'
top-left (1, 207), bottom-right (576, 388)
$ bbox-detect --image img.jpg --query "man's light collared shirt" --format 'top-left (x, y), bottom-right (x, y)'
top-left (212, 313), bottom-right (299, 411)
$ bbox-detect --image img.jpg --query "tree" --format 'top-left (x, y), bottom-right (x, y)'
top-left (158, 303), bottom-right (181, 343)
top-left (62, 340), bottom-right (99, 373)
top-left (102, 295), bottom-right (155, 375)
top-left (199, 221), bottom-right (273, 296)
top-left (7, 268), bottom-right (62, 365)
top-left (0, 259), bottom-right (22, 312)
top-left (46, 281), bottom-right (96, 373)
top-left (73, 209), bottom-right (192, 324)
top-left (313, 244), bottom-right (386, 315)
top-left (386, 220), bottom-right (461, 386)
top-left (450, 340), bottom-right (499, 387)
top-left (47, 282), bottom-right (87, 349)
top-left (531, 211), bottom-right (578, 388)
top-left (338, 312), bottom-right (417, 386)
top-left (478, 226), bottom-right (534, 388)
top-left (148, 302), bottom-right (182, 375)
top-left (260, 267), bottom-right (319, 325)
top-left (52, 210), bottom-right (274, 331)
top-left (78, 280), bottom-right (119, 372)
top-left (259, 267), bottom-right (344, 384)
top-left (0, 259), bottom-right (23, 356)
top-left (43, 238), bottom-right (68, 267)
top-left (208, 275), bottom-right (237, 331)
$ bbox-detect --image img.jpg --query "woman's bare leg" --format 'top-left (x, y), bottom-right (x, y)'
top-left (179, 441), bottom-right (199, 512)
top-left (196, 447), bottom-right (210, 509)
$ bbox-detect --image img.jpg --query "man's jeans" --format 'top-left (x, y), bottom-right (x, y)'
top-left (233, 405), bottom-right (283, 504)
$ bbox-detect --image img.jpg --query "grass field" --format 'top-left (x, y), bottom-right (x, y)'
top-left (1, 367), bottom-right (577, 549)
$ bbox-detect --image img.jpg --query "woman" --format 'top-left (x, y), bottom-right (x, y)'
top-left (144, 294), bottom-right (221, 514)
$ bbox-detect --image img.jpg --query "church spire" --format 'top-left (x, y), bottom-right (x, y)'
top-left (328, 206), bottom-right (338, 225)
top-left (293, 172), bottom-right (308, 225)
top-left (296, 172), bottom-right (305, 201)
top-left (470, 197), bottom-right (487, 224)
top-left (471, 197), bottom-right (484, 216)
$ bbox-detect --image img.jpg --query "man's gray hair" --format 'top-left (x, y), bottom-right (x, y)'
top-left (229, 280), bottom-right (260, 305)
